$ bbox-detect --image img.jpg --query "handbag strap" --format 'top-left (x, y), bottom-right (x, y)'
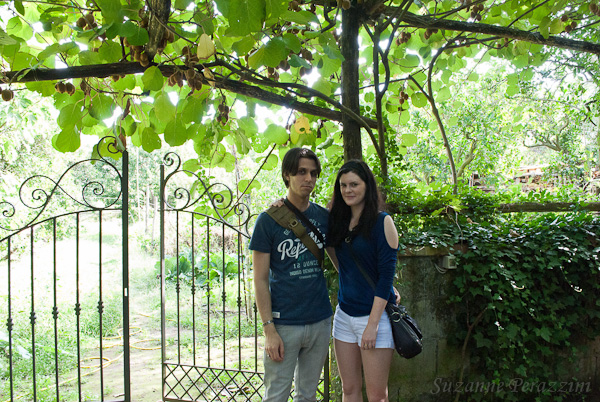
top-left (345, 239), bottom-right (377, 291)
top-left (348, 240), bottom-right (407, 315)
top-left (266, 203), bottom-right (324, 269)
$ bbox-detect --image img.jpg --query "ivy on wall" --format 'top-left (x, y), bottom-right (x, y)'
top-left (389, 183), bottom-right (600, 401)
top-left (450, 213), bottom-right (599, 401)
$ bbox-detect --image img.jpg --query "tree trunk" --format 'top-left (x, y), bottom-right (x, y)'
top-left (341, 4), bottom-right (363, 161)
top-left (597, 120), bottom-right (600, 169)
top-left (146, 0), bottom-right (171, 59)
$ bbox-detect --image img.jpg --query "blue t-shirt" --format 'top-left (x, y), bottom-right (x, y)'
top-left (336, 212), bottom-right (398, 317)
top-left (249, 202), bottom-right (333, 325)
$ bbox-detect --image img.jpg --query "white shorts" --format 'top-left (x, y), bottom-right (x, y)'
top-left (332, 305), bottom-right (394, 349)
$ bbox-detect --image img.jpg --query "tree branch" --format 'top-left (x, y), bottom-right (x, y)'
top-left (413, 42), bottom-right (458, 189)
top-left (311, 0), bottom-right (600, 55)
top-left (456, 139), bottom-right (477, 179)
top-left (365, 0), bottom-right (412, 178)
top-left (384, 9), bottom-right (600, 56)
top-left (2, 62), bottom-right (379, 128)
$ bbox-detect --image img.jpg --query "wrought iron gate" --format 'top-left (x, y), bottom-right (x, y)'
top-left (1, 140), bottom-right (330, 402)
top-left (1, 138), bottom-right (131, 402)
top-left (159, 151), bottom-right (264, 401)
top-left (159, 152), bottom-right (331, 402)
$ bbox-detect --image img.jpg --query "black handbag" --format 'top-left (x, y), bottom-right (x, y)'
top-left (384, 302), bottom-right (423, 358)
top-left (347, 242), bottom-right (423, 358)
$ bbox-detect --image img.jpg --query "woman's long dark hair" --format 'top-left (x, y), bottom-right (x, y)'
top-left (328, 160), bottom-right (385, 247)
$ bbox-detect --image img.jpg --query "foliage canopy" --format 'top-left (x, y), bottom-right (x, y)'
top-left (2, 1), bottom-right (600, 395)
top-left (1, 0), bottom-right (599, 186)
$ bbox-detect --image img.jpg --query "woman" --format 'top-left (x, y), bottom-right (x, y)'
top-left (328, 160), bottom-right (399, 402)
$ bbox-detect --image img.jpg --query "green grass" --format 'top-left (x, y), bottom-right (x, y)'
top-left (0, 283), bottom-right (127, 395)
top-left (79, 292), bottom-right (123, 338)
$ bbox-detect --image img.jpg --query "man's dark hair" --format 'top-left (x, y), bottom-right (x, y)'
top-left (281, 148), bottom-right (321, 188)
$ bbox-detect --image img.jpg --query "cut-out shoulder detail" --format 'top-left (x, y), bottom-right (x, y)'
top-left (383, 215), bottom-right (399, 249)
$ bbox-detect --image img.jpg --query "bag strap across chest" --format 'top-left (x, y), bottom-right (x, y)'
top-left (266, 203), bottom-right (324, 269)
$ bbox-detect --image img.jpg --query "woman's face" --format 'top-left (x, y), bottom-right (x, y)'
top-left (339, 171), bottom-right (366, 208)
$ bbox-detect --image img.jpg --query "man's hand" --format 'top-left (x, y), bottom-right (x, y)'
top-left (264, 325), bottom-right (285, 362)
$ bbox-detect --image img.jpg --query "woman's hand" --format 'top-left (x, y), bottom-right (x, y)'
top-left (393, 287), bottom-right (401, 304)
top-left (270, 198), bottom-right (285, 207)
top-left (361, 323), bottom-right (378, 350)
top-left (363, 296), bottom-right (386, 349)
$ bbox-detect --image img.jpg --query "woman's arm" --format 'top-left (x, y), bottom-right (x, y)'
top-left (362, 216), bottom-right (400, 349)
top-left (385, 215), bottom-right (402, 303)
top-left (373, 215), bottom-right (399, 299)
top-left (361, 296), bottom-right (388, 349)
top-left (383, 215), bottom-right (399, 249)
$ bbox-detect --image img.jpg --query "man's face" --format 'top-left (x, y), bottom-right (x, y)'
top-left (285, 157), bottom-right (319, 199)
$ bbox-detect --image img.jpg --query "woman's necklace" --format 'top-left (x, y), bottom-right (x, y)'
top-left (345, 221), bottom-right (359, 243)
top-left (344, 230), bottom-right (355, 244)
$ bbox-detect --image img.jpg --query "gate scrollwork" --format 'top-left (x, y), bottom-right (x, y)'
top-left (162, 152), bottom-right (255, 237)
top-left (0, 137), bottom-right (123, 233)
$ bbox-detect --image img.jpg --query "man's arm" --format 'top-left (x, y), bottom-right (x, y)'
top-left (253, 250), bottom-right (285, 362)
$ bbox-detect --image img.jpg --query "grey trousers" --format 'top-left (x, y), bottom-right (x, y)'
top-left (263, 317), bottom-right (332, 402)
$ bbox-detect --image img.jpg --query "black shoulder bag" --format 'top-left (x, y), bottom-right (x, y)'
top-left (346, 240), bottom-right (423, 359)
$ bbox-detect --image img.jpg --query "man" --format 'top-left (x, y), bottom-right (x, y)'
top-left (250, 147), bottom-right (332, 402)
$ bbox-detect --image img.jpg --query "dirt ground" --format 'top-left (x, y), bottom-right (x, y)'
top-left (77, 312), bottom-right (164, 402)
top-left (48, 218), bottom-right (168, 402)
top-left (77, 313), bottom-right (265, 402)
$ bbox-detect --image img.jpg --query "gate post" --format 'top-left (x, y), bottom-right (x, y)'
top-left (122, 149), bottom-right (131, 401)
top-left (160, 162), bottom-right (166, 400)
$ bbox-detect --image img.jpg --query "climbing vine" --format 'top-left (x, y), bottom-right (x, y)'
top-left (389, 184), bottom-right (600, 401)
top-left (448, 212), bottom-right (600, 401)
